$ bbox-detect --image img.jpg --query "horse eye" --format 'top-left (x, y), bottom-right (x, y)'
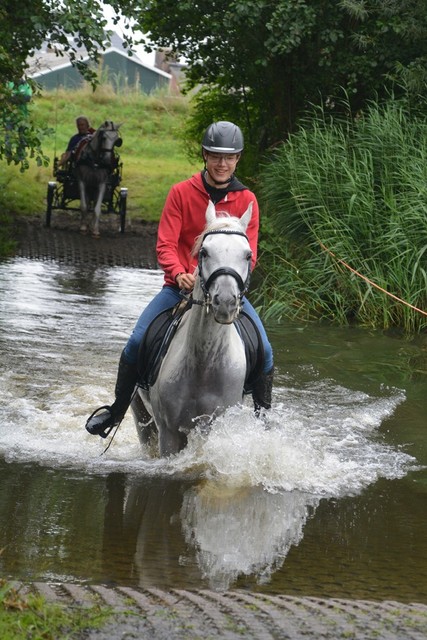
top-left (246, 251), bottom-right (252, 261)
top-left (200, 247), bottom-right (208, 258)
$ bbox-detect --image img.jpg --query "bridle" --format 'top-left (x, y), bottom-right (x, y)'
top-left (85, 126), bottom-right (122, 167)
top-left (195, 229), bottom-right (252, 310)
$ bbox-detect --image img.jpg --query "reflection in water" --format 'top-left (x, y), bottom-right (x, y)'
top-left (108, 474), bottom-right (320, 591)
top-left (100, 472), bottom-right (319, 591)
top-left (179, 483), bottom-right (319, 590)
top-left (0, 258), bottom-right (425, 598)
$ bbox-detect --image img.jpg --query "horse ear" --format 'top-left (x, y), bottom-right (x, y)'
top-left (239, 202), bottom-right (253, 232)
top-left (205, 200), bottom-right (217, 225)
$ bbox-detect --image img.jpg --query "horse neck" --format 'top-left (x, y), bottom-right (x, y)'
top-left (79, 131), bottom-right (99, 162)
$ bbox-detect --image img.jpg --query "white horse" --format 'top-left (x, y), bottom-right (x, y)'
top-left (131, 201), bottom-right (253, 456)
top-left (74, 120), bottom-right (122, 237)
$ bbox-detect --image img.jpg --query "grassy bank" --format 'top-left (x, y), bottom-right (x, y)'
top-left (0, 579), bottom-right (112, 639)
top-left (0, 84), bottom-right (199, 226)
top-left (255, 98), bottom-right (427, 334)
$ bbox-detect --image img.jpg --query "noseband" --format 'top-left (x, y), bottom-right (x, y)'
top-left (197, 229), bottom-right (252, 304)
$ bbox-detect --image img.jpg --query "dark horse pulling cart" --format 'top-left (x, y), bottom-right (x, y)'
top-left (45, 121), bottom-right (128, 234)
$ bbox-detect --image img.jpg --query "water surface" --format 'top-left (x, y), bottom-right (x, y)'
top-left (0, 258), bottom-right (425, 601)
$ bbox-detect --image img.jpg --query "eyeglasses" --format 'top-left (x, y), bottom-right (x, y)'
top-left (206, 152), bottom-right (239, 164)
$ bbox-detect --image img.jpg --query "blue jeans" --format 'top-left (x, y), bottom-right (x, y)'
top-left (123, 285), bottom-right (273, 373)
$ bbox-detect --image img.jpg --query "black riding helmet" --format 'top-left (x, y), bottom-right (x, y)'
top-left (202, 121), bottom-right (244, 154)
top-left (202, 121), bottom-right (244, 186)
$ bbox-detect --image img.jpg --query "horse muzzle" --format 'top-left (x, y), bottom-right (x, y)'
top-left (209, 282), bottom-right (242, 324)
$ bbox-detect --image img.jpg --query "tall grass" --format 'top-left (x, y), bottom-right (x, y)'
top-left (256, 98), bottom-right (427, 334)
top-left (0, 82), bottom-right (198, 223)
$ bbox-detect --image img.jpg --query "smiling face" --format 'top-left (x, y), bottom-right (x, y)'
top-left (203, 151), bottom-right (240, 187)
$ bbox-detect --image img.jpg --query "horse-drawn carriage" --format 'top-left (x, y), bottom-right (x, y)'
top-left (45, 121), bottom-right (127, 234)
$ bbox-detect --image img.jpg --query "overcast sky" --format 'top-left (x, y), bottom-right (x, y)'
top-left (103, 5), bottom-right (155, 66)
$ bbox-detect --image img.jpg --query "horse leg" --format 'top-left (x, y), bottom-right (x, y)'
top-left (159, 425), bottom-right (187, 457)
top-left (130, 392), bottom-right (157, 447)
top-left (92, 182), bottom-right (107, 237)
top-left (78, 180), bottom-right (89, 234)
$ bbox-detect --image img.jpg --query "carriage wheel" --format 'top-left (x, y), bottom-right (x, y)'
top-left (46, 181), bottom-right (56, 228)
top-left (119, 188), bottom-right (127, 234)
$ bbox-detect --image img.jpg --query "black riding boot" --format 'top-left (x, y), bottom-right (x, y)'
top-left (85, 352), bottom-right (138, 438)
top-left (252, 367), bottom-right (274, 417)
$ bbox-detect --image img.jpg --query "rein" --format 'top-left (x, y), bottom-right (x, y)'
top-left (197, 229), bottom-right (252, 306)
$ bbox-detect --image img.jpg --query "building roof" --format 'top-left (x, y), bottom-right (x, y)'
top-left (27, 31), bottom-right (171, 81)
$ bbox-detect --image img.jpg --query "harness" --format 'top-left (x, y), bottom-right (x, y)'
top-left (76, 127), bottom-right (121, 169)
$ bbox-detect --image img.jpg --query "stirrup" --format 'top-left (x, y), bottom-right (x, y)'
top-left (85, 405), bottom-right (117, 439)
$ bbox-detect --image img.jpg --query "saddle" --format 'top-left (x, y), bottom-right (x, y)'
top-left (137, 301), bottom-right (264, 394)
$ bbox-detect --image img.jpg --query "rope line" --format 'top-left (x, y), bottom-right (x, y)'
top-left (319, 242), bottom-right (427, 317)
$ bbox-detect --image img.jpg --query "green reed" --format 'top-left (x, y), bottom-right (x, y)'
top-left (256, 98), bottom-right (427, 334)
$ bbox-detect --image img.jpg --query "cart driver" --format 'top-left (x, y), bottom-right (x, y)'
top-left (59, 116), bottom-right (95, 167)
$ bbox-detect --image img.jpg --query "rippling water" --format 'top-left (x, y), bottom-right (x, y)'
top-left (0, 258), bottom-right (425, 599)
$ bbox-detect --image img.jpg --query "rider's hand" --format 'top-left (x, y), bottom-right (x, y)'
top-left (176, 273), bottom-right (195, 291)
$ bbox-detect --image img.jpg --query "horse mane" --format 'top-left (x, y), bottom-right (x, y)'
top-left (191, 212), bottom-right (246, 256)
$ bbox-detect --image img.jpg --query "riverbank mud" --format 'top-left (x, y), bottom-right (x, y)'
top-left (11, 212), bottom-right (158, 268)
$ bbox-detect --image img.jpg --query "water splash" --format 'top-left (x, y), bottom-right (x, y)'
top-left (0, 373), bottom-right (415, 494)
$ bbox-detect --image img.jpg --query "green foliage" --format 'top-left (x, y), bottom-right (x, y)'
top-left (255, 95), bottom-right (427, 334)
top-left (134, 0), bottom-right (427, 157)
top-left (0, 579), bottom-right (112, 639)
top-left (0, 1), bottom-right (139, 169)
top-left (0, 79), bottom-right (51, 171)
top-left (2, 1), bottom-right (427, 175)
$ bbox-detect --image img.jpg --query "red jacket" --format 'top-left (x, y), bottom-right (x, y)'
top-left (157, 172), bottom-right (259, 286)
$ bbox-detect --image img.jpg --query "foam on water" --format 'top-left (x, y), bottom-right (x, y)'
top-left (0, 368), bottom-right (415, 499)
top-left (0, 259), bottom-right (417, 498)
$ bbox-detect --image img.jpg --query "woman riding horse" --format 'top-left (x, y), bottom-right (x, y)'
top-left (85, 121), bottom-right (274, 439)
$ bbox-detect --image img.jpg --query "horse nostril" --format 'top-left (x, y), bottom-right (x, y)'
top-left (213, 293), bottom-right (237, 307)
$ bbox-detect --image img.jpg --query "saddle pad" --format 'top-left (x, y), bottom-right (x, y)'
top-left (137, 305), bottom-right (265, 393)
top-left (137, 304), bottom-right (186, 390)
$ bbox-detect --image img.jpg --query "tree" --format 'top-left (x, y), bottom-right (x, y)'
top-left (0, 0), bottom-right (139, 169)
top-left (2, 1), bottom-right (427, 171)
top-left (132, 0), bottom-right (427, 156)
